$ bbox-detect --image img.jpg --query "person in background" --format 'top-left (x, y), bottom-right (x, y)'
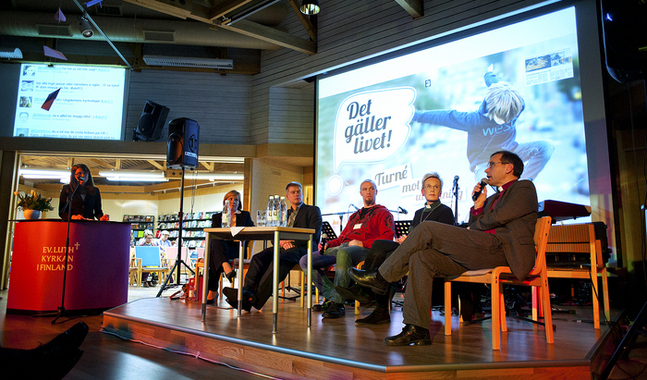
top-left (157, 230), bottom-right (172, 248)
top-left (206, 190), bottom-right (254, 304)
top-left (137, 231), bottom-right (159, 287)
top-left (58, 163), bottom-right (109, 221)
top-left (336, 172), bottom-right (454, 325)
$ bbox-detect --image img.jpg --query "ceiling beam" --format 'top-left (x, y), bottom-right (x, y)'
top-left (286, 0), bottom-right (317, 42)
top-left (394, 0), bottom-right (424, 18)
top-left (209, 0), bottom-right (252, 21)
top-left (216, 19), bottom-right (316, 55)
top-left (147, 159), bottom-right (165, 170)
top-left (115, 159), bottom-right (122, 170)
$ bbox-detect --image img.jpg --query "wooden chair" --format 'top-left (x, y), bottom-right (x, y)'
top-left (129, 257), bottom-right (142, 287)
top-left (546, 222), bottom-right (610, 329)
top-left (443, 216), bottom-right (553, 350)
top-left (134, 246), bottom-right (172, 285)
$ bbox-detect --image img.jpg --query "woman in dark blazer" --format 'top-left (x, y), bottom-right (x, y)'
top-left (207, 189), bottom-right (254, 303)
top-left (59, 163), bottom-right (109, 221)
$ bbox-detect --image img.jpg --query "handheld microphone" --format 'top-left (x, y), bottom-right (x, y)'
top-left (398, 206), bottom-right (408, 215)
top-left (471, 178), bottom-right (489, 201)
top-left (349, 204), bottom-right (359, 211)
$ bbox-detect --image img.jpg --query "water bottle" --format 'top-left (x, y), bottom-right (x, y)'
top-left (273, 195), bottom-right (281, 226)
top-left (222, 205), bottom-right (231, 228)
top-left (279, 196), bottom-right (288, 227)
top-left (266, 195), bottom-right (275, 227)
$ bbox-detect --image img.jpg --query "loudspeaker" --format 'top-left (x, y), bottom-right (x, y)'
top-left (601, 0), bottom-right (647, 83)
top-left (167, 118), bottom-right (200, 169)
top-left (133, 100), bottom-right (169, 141)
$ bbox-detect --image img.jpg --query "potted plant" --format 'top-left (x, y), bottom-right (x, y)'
top-left (14, 190), bottom-right (54, 219)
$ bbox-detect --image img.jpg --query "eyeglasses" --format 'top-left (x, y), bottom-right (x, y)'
top-left (487, 161), bottom-right (509, 168)
top-left (424, 185), bottom-right (440, 190)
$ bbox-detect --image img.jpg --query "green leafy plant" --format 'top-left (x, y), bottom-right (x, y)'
top-left (14, 190), bottom-right (54, 211)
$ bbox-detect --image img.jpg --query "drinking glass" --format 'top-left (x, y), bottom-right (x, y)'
top-left (256, 210), bottom-right (266, 227)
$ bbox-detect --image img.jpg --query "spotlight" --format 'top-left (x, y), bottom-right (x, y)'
top-left (78, 12), bottom-right (93, 38)
top-left (300, 0), bottom-right (320, 15)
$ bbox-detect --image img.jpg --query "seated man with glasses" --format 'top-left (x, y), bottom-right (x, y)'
top-left (349, 151), bottom-right (538, 346)
top-left (335, 172), bottom-right (454, 325)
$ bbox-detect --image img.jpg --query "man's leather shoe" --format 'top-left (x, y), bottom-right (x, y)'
top-left (384, 324), bottom-right (431, 346)
top-left (356, 308), bottom-right (390, 325)
top-left (322, 303), bottom-right (345, 319)
top-left (335, 284), bottom-right (372, 304)
top-left (223, 287), bottom-right (254, 311)
top-left (348, 268), bottom-right (389, 295)
top-left (312, 300), bottom-right (333, 312)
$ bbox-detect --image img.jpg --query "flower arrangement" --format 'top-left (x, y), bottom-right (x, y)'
top-left (14, 190), bottom-right (54, 211)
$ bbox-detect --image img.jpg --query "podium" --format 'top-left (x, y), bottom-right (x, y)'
top-left (7, 220), bottom-right (131, 313)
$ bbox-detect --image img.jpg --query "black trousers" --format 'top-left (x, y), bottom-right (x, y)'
top-left (243, 245), bottom-right (306, 310)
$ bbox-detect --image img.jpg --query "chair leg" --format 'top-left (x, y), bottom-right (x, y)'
top-left (602, 268), bottom-right (610, 321)
top-left (491, 281), bottom-right (502, 350)
top-left (592, 267), bottom-right (601, 330)
top-left (541, 275), bottom-right (554, 344)
top-left (300, 270), bottom-right (304, 308)
top-left (444, 281), bottom-right (452, 336)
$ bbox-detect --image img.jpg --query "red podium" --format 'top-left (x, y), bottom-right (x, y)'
top-left (7, 220), bottom-right (131, 313)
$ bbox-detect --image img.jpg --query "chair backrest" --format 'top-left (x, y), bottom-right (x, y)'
top-left (545, 223), bottom-right (603, 269)
top-left (135, 246), bottom-right (162, 267)
top-left (195, 247), bottom-right (205, 258)
top-left (165, 246), bottom-right (189, 262)
top-left (528, 216), bottom-right (552, 276)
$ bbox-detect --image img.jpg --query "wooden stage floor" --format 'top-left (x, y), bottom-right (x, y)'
top-left (102, 296), bottom-right (618, 379)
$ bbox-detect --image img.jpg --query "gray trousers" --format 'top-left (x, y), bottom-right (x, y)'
top-left (379, 221), bottom-right (508, 329)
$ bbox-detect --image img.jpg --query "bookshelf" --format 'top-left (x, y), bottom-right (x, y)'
top-left (123, 214), bottom-right (155, 239)
top-left (158, 211), bottom-right (215, 248)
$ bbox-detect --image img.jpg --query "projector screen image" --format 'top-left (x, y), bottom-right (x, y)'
top-left (316, 5), bottom-right (602, 227)
top-left (13, 63), bottom-right (126, 140)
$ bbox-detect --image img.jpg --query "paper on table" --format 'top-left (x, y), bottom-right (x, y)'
top-left (230, 227), bottom-right (244, 236)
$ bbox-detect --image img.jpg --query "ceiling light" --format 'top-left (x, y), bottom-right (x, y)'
top-left (19, 168), bottom-right (69, 181)
top-left (191, 173), bottom-right (244, 181)
top-left (300, 0), bottom-right (320, 15)
top-left (99, 170), bottom-right (168, 182)
top-left (79, 12), bottom-right (94, 38)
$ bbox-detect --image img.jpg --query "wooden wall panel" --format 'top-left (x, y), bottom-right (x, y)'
top-left (126, 70), bottom-right (252, 145)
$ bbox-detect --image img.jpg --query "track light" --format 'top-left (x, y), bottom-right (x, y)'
top-left (78, 12), bottom-right (93, 38)
top-left (300, 0), bottom-right (320, 15)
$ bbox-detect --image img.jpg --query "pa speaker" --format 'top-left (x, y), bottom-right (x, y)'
top-left (601, 0), bottom-right (647, 83)
top-left (133, 100), bottom-right (169, 141)
top-left (167, 118), bottom-right (200, 169)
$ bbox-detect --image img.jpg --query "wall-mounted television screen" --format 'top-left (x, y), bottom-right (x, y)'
top-left (315, 1), bottom-right (613, 259)
top-left (13, 63), bottom-right (126, 140)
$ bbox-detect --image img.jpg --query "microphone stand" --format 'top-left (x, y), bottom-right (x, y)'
top-left (49, 182), bottom-right (79, 324)
top-left (452, 178), bottom-right (459, 226)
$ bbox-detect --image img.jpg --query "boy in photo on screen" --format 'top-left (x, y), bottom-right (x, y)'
top-left (411, 70), bottom-right (554, 182)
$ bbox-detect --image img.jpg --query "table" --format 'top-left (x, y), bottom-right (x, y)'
top-left (202, 227), bottom-right (315, 333)
top-left (8, 219), bottom-right (131, 313)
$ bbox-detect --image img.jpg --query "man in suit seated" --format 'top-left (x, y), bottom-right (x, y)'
top-left (223, 182), bottom-right (322, 311)
top-left (350, 151), bottom-right (538, 346)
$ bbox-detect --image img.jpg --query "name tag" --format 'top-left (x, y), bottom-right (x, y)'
top-left (353, 223), bottom-right (362, 229)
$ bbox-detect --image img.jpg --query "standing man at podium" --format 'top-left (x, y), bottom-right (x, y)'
top-left (223, 182), bottom-right (322, 311)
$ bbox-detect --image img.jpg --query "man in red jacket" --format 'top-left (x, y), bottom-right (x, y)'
top-left (300, 179), bottom-right (395, 319)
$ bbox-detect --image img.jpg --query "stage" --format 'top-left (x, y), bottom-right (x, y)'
top-left (102, 296), bottom-right (618, 379)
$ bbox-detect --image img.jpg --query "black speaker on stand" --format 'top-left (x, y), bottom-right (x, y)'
top-left (133, 100), bottom-right (169, 141)
top-left (157, 118), bottom-right (200, 297)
